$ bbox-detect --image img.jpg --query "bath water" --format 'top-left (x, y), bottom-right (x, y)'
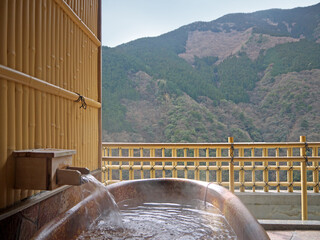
top-left (77, 176), bottom-right (237, 240)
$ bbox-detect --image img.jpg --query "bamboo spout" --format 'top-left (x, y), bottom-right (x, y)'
top-left (56, 167), bottom-right (90, 186)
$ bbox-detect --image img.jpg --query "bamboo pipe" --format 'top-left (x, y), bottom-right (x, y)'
top-left (46, 0), bottom-right (52, 148)
top-left (80, 0), bottom-right (83, 24)
top-left (60, 97), bottom-right (64, 148)
top-left (91, 109), bottom-right (94, 165)
top-left (90, 0), bottom-right (93, 33)
top-left (60, 9), bottom-right (64, 89)
top-left (217, 148), bottom-right (222, 184)
top-left (56, 8), bottom-right (61, 149)
top-left (90, 110), bottom-right (93, 170)
top-left (0, 0), bottom-right (8, 207)
top-left (313, 147), bottom-right (319, 193)
top-left (71, 23), bottom-right (75, 93)
top-left (65, 14), bottom-right (68, 92)
top-left (80, 35), bottom-right (87, 96)
top-left (77, 107), bottom-right (81, 167)
top-left (42, 0), bottom-right (47, 149)
top-left (89, 109), bottom-right (91, 170)
top-left (28, 0), bottom-right (35, 197)
top-left (276, 148), bottom-right (280, 192)
top-left (0, 65), bottom-right (100, 109)
top-left (86, 108), bottom-right (89, 169)
top-left (67, 100), bottom-right (71, 150)
top-left (62, 16), bottom-right (66, 149)
top-left (0, 0), bottom-right (8, 65)
top-left (228, 137), bottom-right (234, 193)
top-left (84, 0), bottom-right (87, 31)
top-left (90, 42), bottom-right (93, 99)
top-left (0, 0), bottom-right (8, 209)
top-left (84, 107), bottom-right (87, 169)
top-left (15, 0), bottom-right (23, 203)
top-left (300, 136), bottom-right (308, 220)
top-left (7, 0), bottom-right (16, 207)
top-left (41, 90), bottom-right (47, 148)
top-left (74, 100), bottom-right (78, 166)
top-left (287, 148), bottom-right (293, 192)
top-left (251, 148), bottom-right (256, 192)
top-left (21, 85), bottom-right (29, 200)
top-left (51, 1), bottom-right (56, 148)
top-left (64, 98), bottom-right (68, 149)
top-left (80, 28), bottom-right (84, 95)
top-left (54, 4), bottom-right (60, 149)
top-left (35, 0), bottom-right (42, 149)
top-left (81, 107), bottom-right (84, 167)
top-left (239, 148), bottom-right (245, 192)
top-left (55, 4), bottom-right (60, 88)
top-left (64, 99), bottom-right (68, 149)
top-left (0, 77), bottom-right (8, 208)
top-left (16, 0), bottom-right (23, 71)
top-left (91, 22), bottom-right (94, 98)
top-left (22, 0), bottom-right (30, 74)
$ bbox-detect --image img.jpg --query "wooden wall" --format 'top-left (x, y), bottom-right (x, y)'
top-left (0, 0), bottom-right (101, 209)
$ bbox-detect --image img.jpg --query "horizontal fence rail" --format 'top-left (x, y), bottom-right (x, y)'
top-left (102, 136), bottom-right (320, 220)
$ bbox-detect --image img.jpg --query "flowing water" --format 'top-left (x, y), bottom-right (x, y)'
top-left (78, 175), bottom-right (123, 230)
top-left (76, 176), bottom-right (237, 240)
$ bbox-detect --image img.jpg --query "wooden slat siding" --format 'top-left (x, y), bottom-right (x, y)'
top-left (0, 0), bottom-right (101, 210)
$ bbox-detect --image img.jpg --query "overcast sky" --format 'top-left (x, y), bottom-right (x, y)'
top-left (102, 0), bottom-right (320, 47)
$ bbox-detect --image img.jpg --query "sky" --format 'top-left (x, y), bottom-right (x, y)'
top-left (102, 0), bottom-right (320, 47)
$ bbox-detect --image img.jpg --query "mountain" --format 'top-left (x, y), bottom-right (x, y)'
top-left (102, 3), bottom-right (320, 142)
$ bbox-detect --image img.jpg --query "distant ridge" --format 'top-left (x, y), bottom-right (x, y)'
top-left (102, 3), bottom-right (320, 143)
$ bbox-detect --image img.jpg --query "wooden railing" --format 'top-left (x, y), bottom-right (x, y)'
top-left (102, 136), bottom-right (320, 220)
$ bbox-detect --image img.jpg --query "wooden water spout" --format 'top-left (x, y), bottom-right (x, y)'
top-left (14, 149), bottom-right (89, 190)
top-left (56, 167), bottom-right (90, 186)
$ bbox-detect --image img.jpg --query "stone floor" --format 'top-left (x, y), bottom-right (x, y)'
top-left (267, 230), bottom-right (320, 240)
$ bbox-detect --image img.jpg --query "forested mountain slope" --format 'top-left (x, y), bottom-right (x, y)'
top-left (102, 3), bottom-right (320, 142)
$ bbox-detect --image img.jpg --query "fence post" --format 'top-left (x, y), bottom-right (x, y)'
top-left (287, 148), bottom-right (293, 192)
top-left (312, 147), bottom-right (319, 193)
top-left (129, 148), bottom-right (133, 180)
top-left (263, 148), bottom-right (269, 192)
top-left (228, 137), bottom-right (234, 193)
top-left (300, 136), bottom-right (308, 220)
top-left (239, 148), bottom-right (245, 192)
